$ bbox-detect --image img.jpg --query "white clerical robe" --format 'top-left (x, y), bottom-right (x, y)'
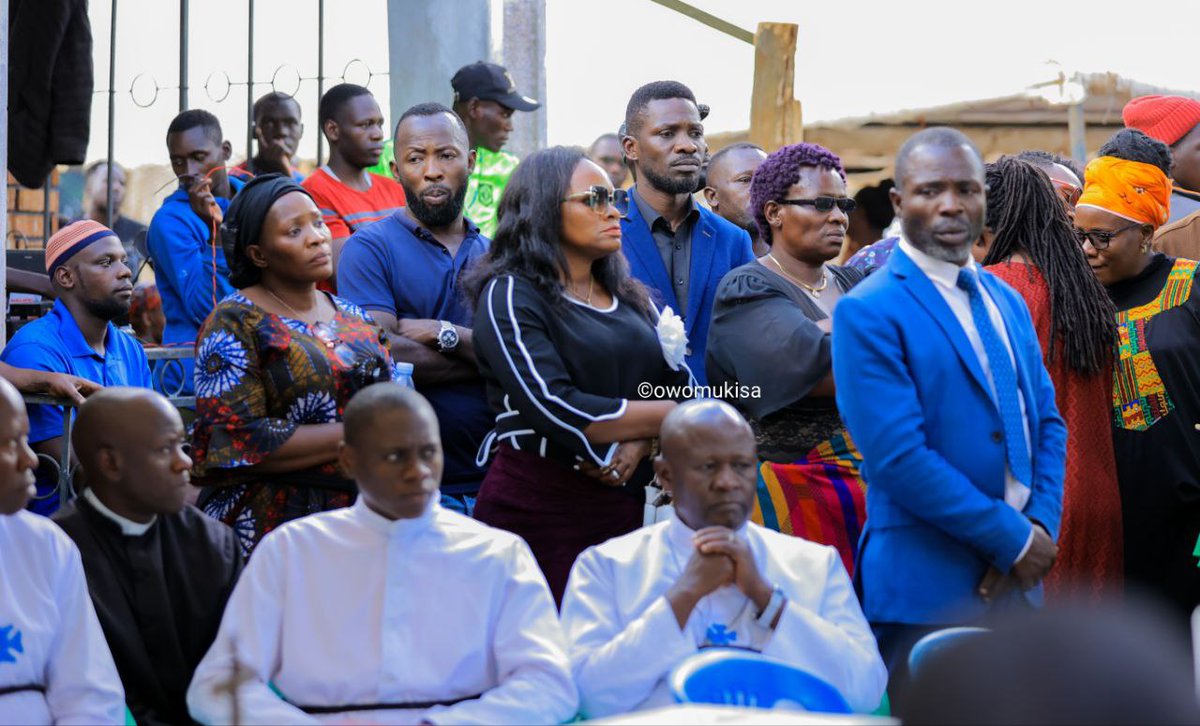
top-left (0, 511), bottom-right (125, 725)
top-left (187, 500), bottom-right (577, 725)
top-left (560, 516), bottom-right (887, 717)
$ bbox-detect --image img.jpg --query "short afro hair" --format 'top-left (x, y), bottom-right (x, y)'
top-left (394, 101), bottom-right (468, 142)
top-left (748, 142), bottom-right (846, 246)
top-left (166, 109), bottom-right (222, 145)
top-left (708, 142), bottom-right (765, 171)
top-left (1017, 149), bottom-right (1084, 183)
top-left (894, 127), bottom-right (982, 189)
top-left (624, 80), bottom-right (698, 137)
top-left (252, 91), bottom-right (300, 122)
top-left (853, 179), bottom-right (896, 231)
top-left (318, 83), bottom-right (373, 129)
top-left (1097, 128), bottom-right (1173, 176)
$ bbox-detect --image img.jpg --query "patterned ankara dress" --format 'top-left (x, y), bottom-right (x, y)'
top-left (988, 261), bottom-right (1123, 603)
top-left (1103, 254), bottom-right (1200, 618)
top-left (707, 262), bottom-right (867, 577)
top-left (191, 293), bottom-right (407, 557)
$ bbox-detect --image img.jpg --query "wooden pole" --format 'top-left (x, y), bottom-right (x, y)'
top-left (749, 22), bottom-right (802, 152)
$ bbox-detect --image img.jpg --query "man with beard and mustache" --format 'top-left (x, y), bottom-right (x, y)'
top-left (831, 127), bottom-right (1065, 712)
top-left (702, 142), bottom-right (768, 256)
top-left (338, 103), bottom-right (492, 513)
top-left (303, 83), bottom-right (407, 293)
top-left (620, 81), bottom-right (753, 384)
top-left (0, 221), bottom-right (153, 514)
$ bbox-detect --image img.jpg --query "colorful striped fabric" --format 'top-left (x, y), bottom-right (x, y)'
top-left (751, 432), bottom-right (867, 577)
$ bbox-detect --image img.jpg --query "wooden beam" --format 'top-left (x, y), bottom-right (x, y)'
top-left (646, 0), bottom-right (754, 44)
top-left (749, 22), bottom-right (802, 151)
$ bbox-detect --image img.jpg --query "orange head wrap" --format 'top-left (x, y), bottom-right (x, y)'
top-left (1076, 156), bottom-right (1171, 229)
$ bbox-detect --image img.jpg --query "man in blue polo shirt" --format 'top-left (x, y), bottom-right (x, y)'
top-left (1, 221), bottom-right (152, 514)
top-left (147, 109), bottom-right (244, 396)
top-left (338, 102), bottom-right (492, 512)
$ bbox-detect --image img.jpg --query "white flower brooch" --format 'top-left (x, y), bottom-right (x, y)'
top-left (656, 306), bottom-right (688, 371)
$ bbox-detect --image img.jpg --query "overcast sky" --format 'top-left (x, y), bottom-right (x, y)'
top-left (85, 0), bottom-right (1200, 167)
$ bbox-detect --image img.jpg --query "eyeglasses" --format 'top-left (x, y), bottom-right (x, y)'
top-left (777, 197), bottom-right (857, 214)
top-left (1050, 178), bottom-right (1083, 207)
top-left (563, 185), bottom-right (629, 216)
top-left (1073, 221), bottom-right (1142, 250)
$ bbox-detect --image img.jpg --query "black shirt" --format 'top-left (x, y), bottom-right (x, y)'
top-left (1104, 253), bottom-right (1200, 615)
top-left (473, 274), bottom-right (689, 476)
top-left (53, 497), bottom-right (242, 726)
top-left (631, 186), bottom-right (700, 312)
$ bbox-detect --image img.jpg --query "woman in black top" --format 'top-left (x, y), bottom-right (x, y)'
top-left (1075, 128), bottom-right (1200, 618)
top-left (706, 142), bottom-right (866, 574)
top-left (466, 146), bottom-right (688, 602)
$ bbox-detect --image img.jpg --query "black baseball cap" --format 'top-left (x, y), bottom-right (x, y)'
top-left (451, 62), bottom-right (541, 112)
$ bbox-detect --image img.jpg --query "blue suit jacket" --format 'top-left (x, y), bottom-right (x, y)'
top-left (832, 248), bottom-right (1066, 625)
top-left (621, 197), bottom-right (753, 385)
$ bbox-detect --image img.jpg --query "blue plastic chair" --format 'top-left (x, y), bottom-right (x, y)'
top-left (907, 626), bottom-right (989, 680)
top-left (668, 648), bottom-right (852, 713)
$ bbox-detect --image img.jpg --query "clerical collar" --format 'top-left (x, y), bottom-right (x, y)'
top-left (352, 496), bottom-right (439, 539)
top-left (83, 488), bottom-right (156, 536)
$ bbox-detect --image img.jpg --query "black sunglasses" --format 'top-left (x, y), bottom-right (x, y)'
top-left (563, 185), bottom-right (629, 216)
top-left (777, 196), bottom-right (857, 214)
top-left (1073, 221), bottom-right (1142, 250)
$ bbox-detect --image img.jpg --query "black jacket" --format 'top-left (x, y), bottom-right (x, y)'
top-left (8, 0), bottom-right (94, 188)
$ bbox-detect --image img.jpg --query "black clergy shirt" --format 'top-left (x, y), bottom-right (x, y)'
top-left (53, 493), bottom-right (242, 726)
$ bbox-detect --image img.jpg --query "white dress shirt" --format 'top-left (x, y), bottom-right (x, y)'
top-left (560, 515), bottom-right (887, 717)
top-left (898, 238), bottom-right (1033, 509)
top-left (187, 499), bottom-right (577, 725)
top-left (0, 511), bottom-right (125, 725)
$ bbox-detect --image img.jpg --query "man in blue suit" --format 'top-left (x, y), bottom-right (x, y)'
top-left (832, 128), bottom-right (1066, 704)
top-left (619, 81), bottom-right (753, 384)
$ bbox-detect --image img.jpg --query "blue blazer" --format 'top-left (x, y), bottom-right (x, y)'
top-left (621, 198), bottom-right (753, 385)
top-left (832, 248), bottom-right (1066, 625)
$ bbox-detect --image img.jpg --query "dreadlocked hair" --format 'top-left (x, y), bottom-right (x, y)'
top-left (981, 156), bottom-right (1116, 376)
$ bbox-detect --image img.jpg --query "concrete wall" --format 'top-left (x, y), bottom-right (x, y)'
top-left (386, 0), bottom-right (546, 159)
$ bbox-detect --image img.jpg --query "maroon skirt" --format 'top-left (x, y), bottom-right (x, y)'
top-left (474, 443), bottom-right (644, 605)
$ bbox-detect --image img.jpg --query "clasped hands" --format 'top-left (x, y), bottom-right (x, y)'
top-left (576, 439), bottom-right (651, 487)
top-left (978, 523), bottom-right (1057, 604)
top-left (665, 527), bottom-right (775, 628)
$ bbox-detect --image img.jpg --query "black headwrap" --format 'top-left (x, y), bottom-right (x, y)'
top-left (220, 173), bottom-right (312, 288)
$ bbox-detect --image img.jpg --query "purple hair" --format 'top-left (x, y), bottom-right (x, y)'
top-left (749, 142), bottom-right (846, 246)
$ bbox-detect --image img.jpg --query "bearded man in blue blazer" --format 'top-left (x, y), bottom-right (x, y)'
top-left (619, 81), bottom-right (753, 384)
top-left (832, 128), bottom-right (1066, 706)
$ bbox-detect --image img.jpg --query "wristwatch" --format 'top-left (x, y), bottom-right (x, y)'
top-left (436, 320), bottom-right (460, 354)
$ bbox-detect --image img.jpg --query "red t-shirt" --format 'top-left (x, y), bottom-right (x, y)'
top-left (302, 167), bottom-right (406, 292)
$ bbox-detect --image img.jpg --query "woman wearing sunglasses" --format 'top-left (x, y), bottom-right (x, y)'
top-left (191, 174), bottom-right (412, 557)
top-left (980, 156), bottom-right (1121, 603)
top-left (705, 142), bottom-right (867, 574)
top-left (465, 146), bottom-right (688, 603)
top-left (1075, 128), bottom-right (1200, 619)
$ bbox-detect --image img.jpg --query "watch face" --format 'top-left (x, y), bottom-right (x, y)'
top-left (439, 327), bottom-right (459, 348)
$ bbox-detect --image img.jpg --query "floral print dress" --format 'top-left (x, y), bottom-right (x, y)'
top-left (192, 293), bottom-right (410, 556)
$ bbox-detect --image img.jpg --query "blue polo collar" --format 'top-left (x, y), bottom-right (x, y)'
top-left (393, 208), bottom-right (482, 244)
top-left (50, 299), bottom-right (116, 360)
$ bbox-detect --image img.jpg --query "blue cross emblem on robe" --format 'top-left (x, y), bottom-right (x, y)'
top-left (0, 625), bottom-right (24, 664)
top-left (705, 623), bottom-right (737, 646)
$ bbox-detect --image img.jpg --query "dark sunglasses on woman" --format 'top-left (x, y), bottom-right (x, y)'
top-left (776, 196), bottom-right (857, 214)
top-left (563, 185), bottom-right (630, 216)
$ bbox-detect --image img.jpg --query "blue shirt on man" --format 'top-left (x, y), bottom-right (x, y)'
top-left (337, 211), bottom-right (493, 495)
top-left (146, 177), bottom-right (244, 396)
top-left (0, 299), bottom-right (153, 512)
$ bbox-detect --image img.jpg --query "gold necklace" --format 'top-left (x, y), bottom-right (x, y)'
top-left (264, 287), bottom-right (317, 322)
top-left (568, 276), bottom-right (595, 305)
top-left (767, 253), bottom-right (829, 298)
